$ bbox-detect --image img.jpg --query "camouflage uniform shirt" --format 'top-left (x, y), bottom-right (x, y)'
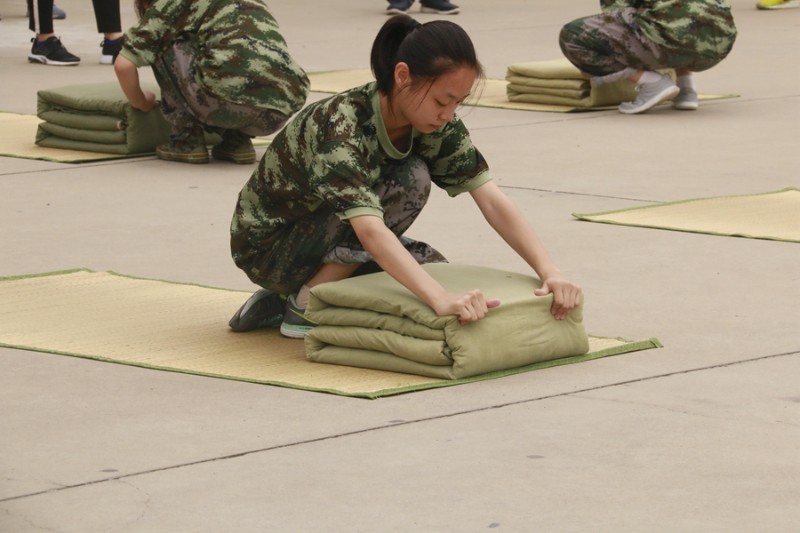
top-left (119, 0), bottom-right (308, 116)
top-left (231, 82), bottom-right (491, 252)
top-left (601, 0), bottom-right (737, 62)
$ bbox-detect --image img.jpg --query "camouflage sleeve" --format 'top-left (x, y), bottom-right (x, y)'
top-left (120, 0), bottom-right (186, 66)
top-left (417, 117), bottom-right (491, 197)
top-left (601, 0), bottom-right (641, 9)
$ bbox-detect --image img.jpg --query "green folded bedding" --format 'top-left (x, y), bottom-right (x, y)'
top-left (36, 82), bottom-right (174, 155)
top-left (304, 264), bottom-right (590, 379)
top-left (506, 58), bottom-right (639, 108)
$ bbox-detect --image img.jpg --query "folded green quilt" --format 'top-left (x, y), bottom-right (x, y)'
top-left (304, 264), bottom-right (590, 379)
top-left (506, 58), bottom-right (639, 108)
top-left (36, 82), bottom-right (173, 155)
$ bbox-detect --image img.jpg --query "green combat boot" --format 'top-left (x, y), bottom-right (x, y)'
top-left (212, 130), bottom-right (256, 164)
top-left (156, 130), bottom-right (209, 164)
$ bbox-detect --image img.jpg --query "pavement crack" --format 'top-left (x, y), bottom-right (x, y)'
top-left (2, 349), bottom-right (796, 505)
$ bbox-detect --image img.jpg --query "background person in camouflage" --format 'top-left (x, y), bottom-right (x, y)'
top-left (229, 15), bottom-right (582, 339)
top-left (559, 0), bottom-right (737, 114)
top-left (114, 0), bottom-right (309, 164)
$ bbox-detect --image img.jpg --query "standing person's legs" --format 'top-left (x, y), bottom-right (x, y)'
top-left (28, 0), bottom-right (54, 34)
top-left (91, 0), bottom-right (123, 64)
top-left (27, 0), bottom-right (80, 65)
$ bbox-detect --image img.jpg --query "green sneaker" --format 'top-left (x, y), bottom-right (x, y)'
top-left (156, 130), bottom-right (208, 164)
top-left (211, 131), bottom-right (256, 164)
top-left (229, 289), bottom-right (287, 332)
top-left (279, 294), bottom-right (317, 339)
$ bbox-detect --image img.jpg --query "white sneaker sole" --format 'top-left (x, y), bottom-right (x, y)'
top-left (618, 85), bottom-right (680, 115)
top-left (28, 54), bottom-right (79, 66)
top-left (673, 100), bottom-right (699, 111)
top-left (279, 324), bottom-right (312, 339)
top-left (420, 6), bottom-right (460, 14)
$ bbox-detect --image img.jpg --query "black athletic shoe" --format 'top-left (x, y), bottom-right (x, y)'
top-left (229, 289), bottom-right (287, 332)
top-left (28, 36), bottom-right (80, 66)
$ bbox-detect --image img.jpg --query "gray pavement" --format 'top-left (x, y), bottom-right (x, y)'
top-left (1, 0), bottom-right (798, 531)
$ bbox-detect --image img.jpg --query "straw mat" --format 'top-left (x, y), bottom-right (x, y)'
top-left (0, 112), bottom-right (270, 163)
top-left (0, 112), bottom-right (134, 163)
top-left (307, 69), bottom-right (735, 113)
top-left (574, 188), bottom-right (800, 243)
top-left (0, 270), bottom-right (661, 398)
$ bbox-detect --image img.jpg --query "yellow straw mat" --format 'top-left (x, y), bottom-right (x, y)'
top-left (0, 112), bottom-right (271, 163)
top-left (574, 188), bottom-right (800, 243)
top-left (0, 112), bottom-right (128, 163)
top-left (0, 270), bottom-right (660, 398)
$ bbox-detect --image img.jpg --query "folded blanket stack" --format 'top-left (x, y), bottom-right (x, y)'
top-left (506, 58), bottom-right (640, 108)
top-left (305, 264), bottom-right (590, 379)
top-left (35, 82), bottom-right (176, 155)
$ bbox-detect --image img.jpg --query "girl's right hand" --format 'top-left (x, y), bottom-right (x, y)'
top-left (433, 290), bottom-right (501, 325)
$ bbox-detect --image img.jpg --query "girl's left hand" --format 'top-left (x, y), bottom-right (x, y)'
top-left (534, 277), bottom-right (582, 320)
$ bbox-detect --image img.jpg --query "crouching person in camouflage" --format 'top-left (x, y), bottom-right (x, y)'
top-left (114, 0), bottom-right (309, 164)
top-left (559, 0), bottom-right (737, 114)
top-left (228, 15), bottom-right (582, 339)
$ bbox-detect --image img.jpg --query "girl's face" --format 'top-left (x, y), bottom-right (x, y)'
top-left (393, 65), bottom-right (476, 134)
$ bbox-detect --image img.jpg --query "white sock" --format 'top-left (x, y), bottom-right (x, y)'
top-left (676, 74), bottom-right (696, 92)
top-left (296, 284), bottom-right (311, 309)
top-left (638, 71), bottom-right (662, 85)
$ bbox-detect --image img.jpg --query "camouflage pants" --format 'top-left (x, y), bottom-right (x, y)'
top-left (559, 8), bottom-right (728, 80)
top-left (153, 41), bottom-right (290, 139)
top-left (240, 156), bottom-right (446, 295)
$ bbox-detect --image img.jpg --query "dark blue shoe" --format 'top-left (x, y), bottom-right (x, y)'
top-left (420, 0), bottom-right (459, 14)
top-left (100, 38), bottom-right (122, 65)
top-left (387, 0), bottom-right (413, 14)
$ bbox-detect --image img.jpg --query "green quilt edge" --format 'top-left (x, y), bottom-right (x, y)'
top-left (572, 187), bottom-right (800, 243)
top-left (363, 337), bottom-right (663, 399)
top-left (1, 269), bottom-right (663, 399)
top-left (0, 150), bottom-right (153, 164)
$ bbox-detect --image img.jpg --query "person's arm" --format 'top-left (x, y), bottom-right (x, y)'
top-left (350, 214), bottom-right (500, 325)
top-left (113, 55), bottom-right (157, 112)
top-left (469, 181), bottom-right (581, 320)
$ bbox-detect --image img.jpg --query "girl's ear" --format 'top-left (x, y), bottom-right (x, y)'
top-left (394, 62), bottom-right (411, 91)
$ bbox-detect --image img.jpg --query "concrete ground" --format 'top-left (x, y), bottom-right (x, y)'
top-left (1, 0), bottom-right (798, 530)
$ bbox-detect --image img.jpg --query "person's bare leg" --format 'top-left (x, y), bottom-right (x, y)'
top-left (296, 262), bottom-right (362, 307)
